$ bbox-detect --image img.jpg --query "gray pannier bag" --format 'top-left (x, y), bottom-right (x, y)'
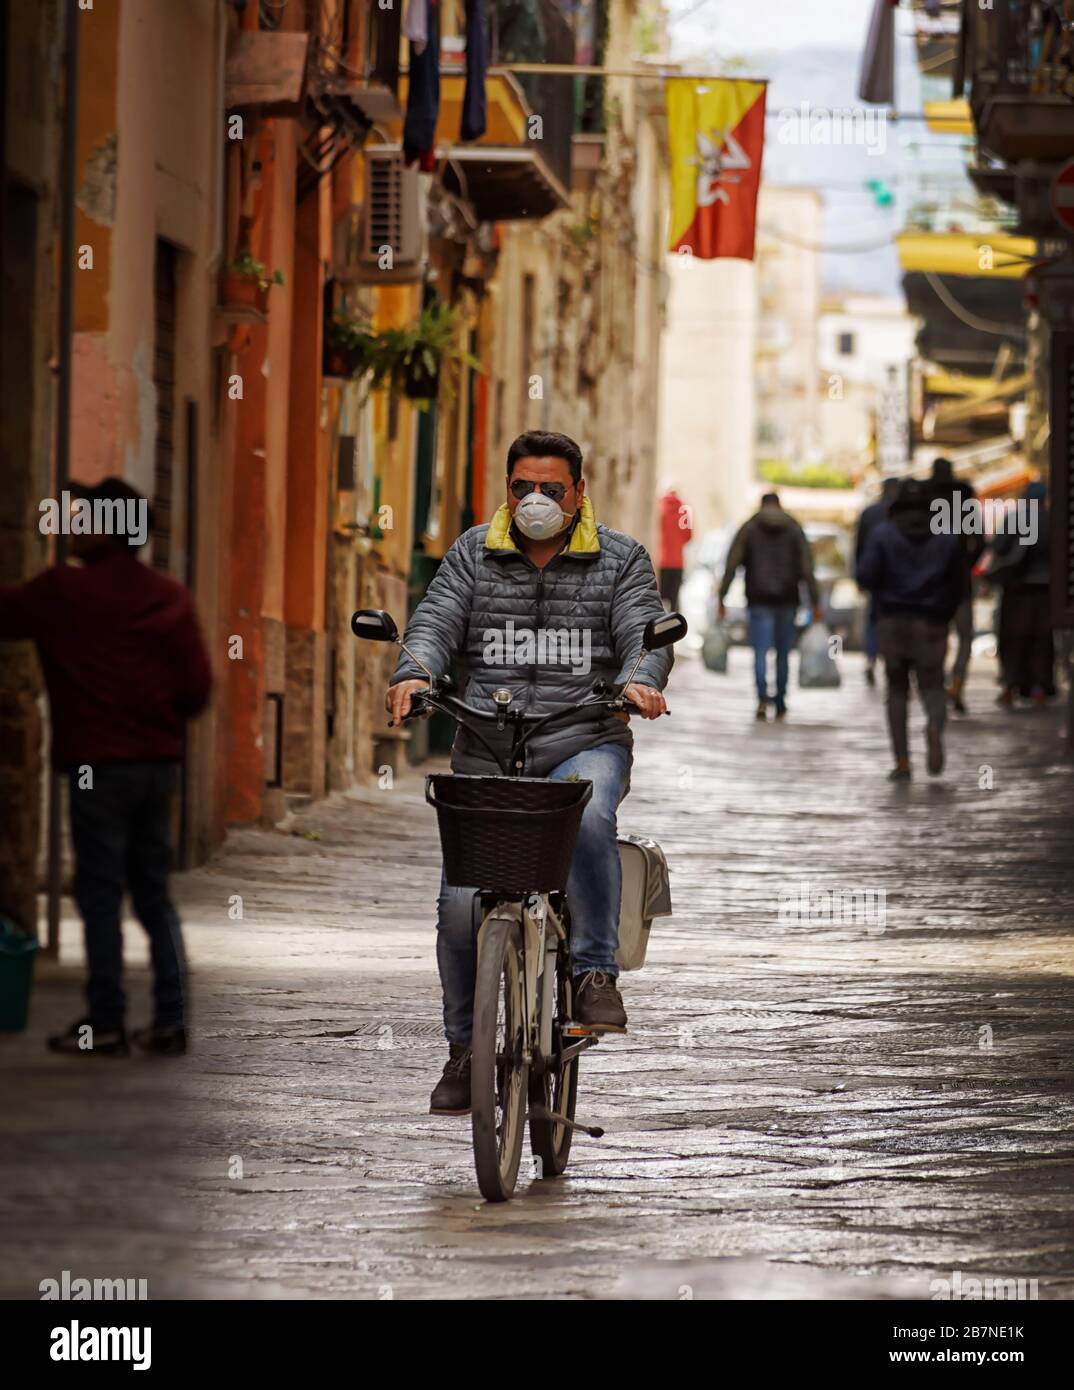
top-left (615, 834), bottom-right (673, 971)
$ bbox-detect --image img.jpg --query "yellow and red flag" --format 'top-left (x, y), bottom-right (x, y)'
top-left (666, 78), bottom-right (767, 261)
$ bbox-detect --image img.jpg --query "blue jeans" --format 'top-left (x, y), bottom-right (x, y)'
top-left (748, 604), bottom-right (796, 705)
top-left (68, 762), bottom-right (188, 1031)
top-left (435, 742), bottom-right (631, 1045)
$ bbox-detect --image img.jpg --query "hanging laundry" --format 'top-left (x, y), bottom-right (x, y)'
top-left (460, 0), bottom-right (489, 142)
top-left (403, 0), bottom-right (428, 57)
top-left (404, 0), bottom-right (440, 168)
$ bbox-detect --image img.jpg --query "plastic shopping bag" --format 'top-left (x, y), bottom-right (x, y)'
top-left (798, 620), bottom-right (841, 689)
top-left (701, 623), bottom-right (730, 673)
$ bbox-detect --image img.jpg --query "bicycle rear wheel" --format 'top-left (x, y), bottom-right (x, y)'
top-left (528, 949), bottom-right (578, 1177)
top-left (471, 912), bottom-right (529, 1202)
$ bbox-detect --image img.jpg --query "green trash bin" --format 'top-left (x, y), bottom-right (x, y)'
top-left (0, 919), bottom-right (40, 1032)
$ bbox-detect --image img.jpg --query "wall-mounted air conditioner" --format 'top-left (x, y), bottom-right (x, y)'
top-left (334, 145), bottom-right (424, 285)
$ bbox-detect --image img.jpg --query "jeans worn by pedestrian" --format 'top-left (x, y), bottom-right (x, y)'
top-left (948, 597), bottom-right (974, 685)
top-left (748, 604), bottom-right (797, 707)
top-left (68, 761), bottom-right (188, 1032)
top-left (877, 615), bottom-right (947, 762)
top-left (435, 741), bottom-right (631, 1046)
top-left (864, 596), bottom-right (879, 665)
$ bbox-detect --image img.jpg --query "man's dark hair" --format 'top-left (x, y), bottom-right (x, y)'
top-left (72, 477), bottom-right (154, 550)
top-left (881, 476), bottom-right (900, 502)
top-left (931, 456), bottom-right (954, 483)
top-left (760, 491), bottom-right (781, 507)
top-left (890, 478), bottom-right (931, 516)
top-left (506, 431), bottom-right (583, 485)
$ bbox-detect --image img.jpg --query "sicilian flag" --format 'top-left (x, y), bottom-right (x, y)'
top-left (666, 78), bottom-right (766, 261)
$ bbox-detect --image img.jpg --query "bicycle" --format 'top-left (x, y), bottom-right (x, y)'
top-left (352, 607), bottom-right (687, 1201)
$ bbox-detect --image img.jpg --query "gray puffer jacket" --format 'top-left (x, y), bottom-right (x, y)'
top-left (390, 496), bottom-right (673, 776)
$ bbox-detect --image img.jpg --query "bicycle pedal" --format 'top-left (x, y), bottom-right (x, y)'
top-left (563, 1023), bottom-right (597, 1038)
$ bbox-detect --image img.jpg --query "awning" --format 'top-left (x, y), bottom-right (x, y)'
top-left (924, 99), bottom-right (973, 137)
top-left (896, 231), bottom-right (1036, 278)
top-left (439, 146), bottom-right (569, 222)
top-left (927, 373), bottom-right (1029, 431)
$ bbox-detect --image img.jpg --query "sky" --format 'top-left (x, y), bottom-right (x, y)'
top-left (665, 0), bottom-right (875, 60)
top-left (661, 0), bottom-right (961, 297)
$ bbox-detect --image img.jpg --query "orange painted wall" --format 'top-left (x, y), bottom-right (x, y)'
top-left (72, 0), bottom-right (118, 335)
top-left (284, 181), bottom-right (331, 633)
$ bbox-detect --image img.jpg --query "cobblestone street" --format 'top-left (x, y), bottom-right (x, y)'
top-left (4, 647), bottom-right (1074, 1300)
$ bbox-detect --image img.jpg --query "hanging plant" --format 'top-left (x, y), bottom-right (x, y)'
top-left (324, 302), bottom-right (481, 406)
top-left (220, 251), bottom-right (286, 315)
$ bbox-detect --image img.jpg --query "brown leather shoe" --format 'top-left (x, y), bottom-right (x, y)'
top-left (430, 1044), bottom-right (471, 1115)
top-left (572, 970), bottom-right (627, 1035)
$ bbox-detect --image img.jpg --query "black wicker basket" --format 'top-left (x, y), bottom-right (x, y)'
top-left (426, 774), bottom-right (593, 894)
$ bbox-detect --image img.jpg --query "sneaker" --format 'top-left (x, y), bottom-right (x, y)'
top-left (572, 970), bottom-right (627, 1035)
top-left (429, 1044), bottom-right (472, 1115)
top-left (755, 701), bottom-right (768, 721)
top-left (132, 1022), bottom-right (187, 1056)
top-left (774, 699), bottom-right (787, 721)
top-left (947, 678), bottom-right (967, 715)
top-left (996, 688), bottom-right (1014, 709)
top-left (926, 724), bottom-right (944, 776)
top-left (865, 664), bottom-right (877, 688)
top-left (887, 760), bottom-right (912, 782)
top-left (47, 1018), bottom-right (129, 1058)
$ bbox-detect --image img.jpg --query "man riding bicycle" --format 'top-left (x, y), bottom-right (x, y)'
top-left (385, 431), bottom-right (673, 1115)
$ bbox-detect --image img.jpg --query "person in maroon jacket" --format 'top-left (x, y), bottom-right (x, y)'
top-left (0, 479), bottom-right (212, 1057)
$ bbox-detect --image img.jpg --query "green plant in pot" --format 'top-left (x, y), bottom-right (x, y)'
top-left (326, 302), bottom-right (480, 404)
top-left (324, 316), bottom-right (381, 381)
top-left (220, 250), bottom-right (286, 314)
top-left (395, 302), bottom-right (481, 405)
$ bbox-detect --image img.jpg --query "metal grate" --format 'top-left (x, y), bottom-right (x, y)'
top-left (366, 154), bottom-right (403, 257)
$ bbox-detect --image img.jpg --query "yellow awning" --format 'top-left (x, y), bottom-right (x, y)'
top-left (924, 99), bottom-right (973, 136)
top-left (896, 231), bottom-right (1036, 278)
top-left (930, 374), bottom-right (1030, 427)
top-left (925, 369), bottom-right (1027, 399)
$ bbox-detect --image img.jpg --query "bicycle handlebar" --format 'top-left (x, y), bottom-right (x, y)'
top-left (393, 686), bottom-right (663, 726)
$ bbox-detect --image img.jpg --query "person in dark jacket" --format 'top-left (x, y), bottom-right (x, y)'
top-left (0, 479), bottom-right (212, 1057)
top-left (384, 431), bottom-right (671, 1113)
top-left (928, 456), bottom-right (985, 713)
top-left (718, 493), bottom-right (820, 720)
top-left (990, 480), bottom-right (1053, 706)
top-left (855, 477), bottom-right (899, 686)
top-left (857, 479), bottom-right (961, 780)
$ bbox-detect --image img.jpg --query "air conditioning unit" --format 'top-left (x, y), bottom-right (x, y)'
top-left (334, 145), bottom-right (424, 285)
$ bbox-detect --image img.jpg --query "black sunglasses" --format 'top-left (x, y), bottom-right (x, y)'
top-left (509, 479), bottom-right (571, 503)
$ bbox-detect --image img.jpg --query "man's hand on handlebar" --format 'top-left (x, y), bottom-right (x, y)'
top-left (620, 683), bottom-right (667, 721)
top-left (386, 678), bottom-right (430, 727)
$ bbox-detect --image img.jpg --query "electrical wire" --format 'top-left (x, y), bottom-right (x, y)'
top-left (756, 221), bottom-right (898, 254)
top-left (923, 271), bottom-right (1027, 337)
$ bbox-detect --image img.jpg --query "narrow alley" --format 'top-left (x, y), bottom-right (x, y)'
top-left (5, 649), bottom-right (1073, 1301)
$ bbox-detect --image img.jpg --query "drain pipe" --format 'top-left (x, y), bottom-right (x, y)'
top-left (44, 0), bottom-right (80, 955)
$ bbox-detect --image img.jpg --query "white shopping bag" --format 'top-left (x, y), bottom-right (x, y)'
top-left (799, 620), bottom-right (841, 688)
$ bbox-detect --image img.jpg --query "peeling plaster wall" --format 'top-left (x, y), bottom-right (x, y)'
top-left (68, 0), bottom-right (227, 861)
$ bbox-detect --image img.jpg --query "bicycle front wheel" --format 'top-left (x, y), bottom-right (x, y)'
top-left (471, 912), bottom-right (529, 1202)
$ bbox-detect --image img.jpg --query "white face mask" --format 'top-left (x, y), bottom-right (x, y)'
top-left (513, 490), bottom-right (571, 541)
